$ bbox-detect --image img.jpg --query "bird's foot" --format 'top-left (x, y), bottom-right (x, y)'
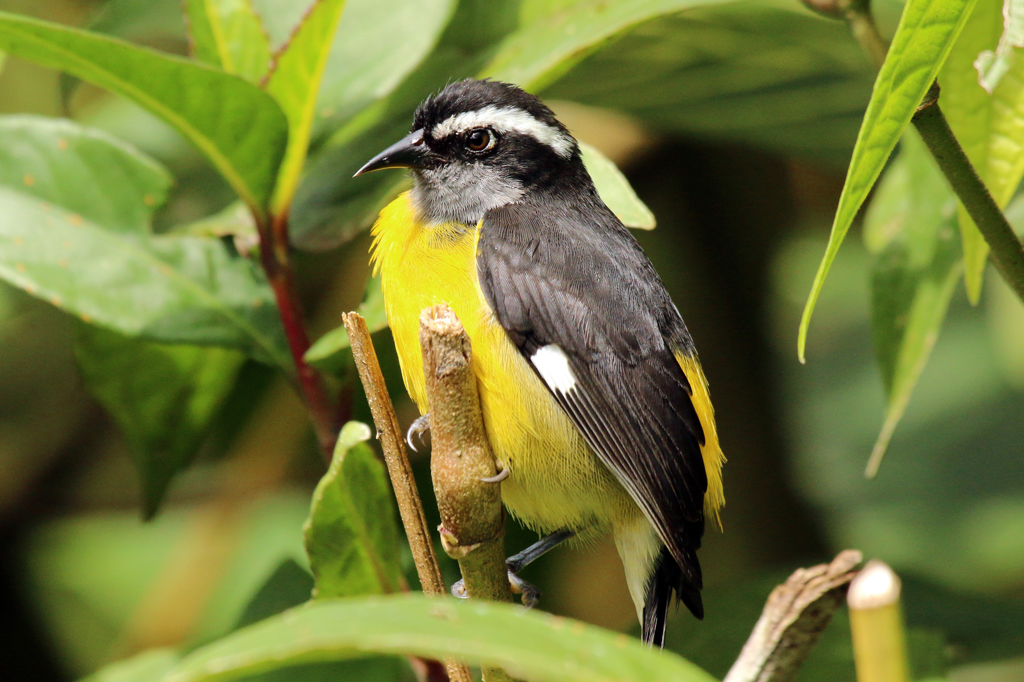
top-left (451, 569), bottom-right (542, 608)
top-left (480, 461), bottom-right (509, 483)
top-left (405, 414), bottom-right (430, 452)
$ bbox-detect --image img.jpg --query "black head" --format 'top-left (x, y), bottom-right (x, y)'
top-left (356, 79), bottom-right (591, 225)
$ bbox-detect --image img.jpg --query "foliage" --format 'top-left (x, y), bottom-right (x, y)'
top-left (0, 0), bottom-right (1023, 680)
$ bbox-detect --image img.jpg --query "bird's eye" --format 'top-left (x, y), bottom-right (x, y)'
top-left (466, 128), bottom-right (495, 152)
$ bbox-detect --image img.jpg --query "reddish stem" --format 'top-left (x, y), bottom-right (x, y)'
top-left (256, 210), bottom-right (338, 461)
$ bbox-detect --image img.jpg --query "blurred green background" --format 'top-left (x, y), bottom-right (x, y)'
top-left (0, 0), bottom-right (1022, 680)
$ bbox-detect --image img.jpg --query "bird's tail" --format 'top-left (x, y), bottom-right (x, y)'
top-left (642, 546), bottom-right (703, 647)
top-left (615, 522), bottom-right (704, 648)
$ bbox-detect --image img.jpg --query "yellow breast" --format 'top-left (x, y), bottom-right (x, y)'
top-left (370, 192), bottom-right (638, 534)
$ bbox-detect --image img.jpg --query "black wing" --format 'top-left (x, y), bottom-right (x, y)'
top-left (477, 198), bottom-right (709, 599)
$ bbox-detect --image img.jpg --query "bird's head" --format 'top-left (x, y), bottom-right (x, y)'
top-left (355, 79), bottom-right (589, 225)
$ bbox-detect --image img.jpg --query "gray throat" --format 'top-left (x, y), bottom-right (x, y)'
top-left (411, 163), bottom-right (525, 225)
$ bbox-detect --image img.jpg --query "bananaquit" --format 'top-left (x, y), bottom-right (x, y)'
top-left (356, 79), bottom-right (725, 646)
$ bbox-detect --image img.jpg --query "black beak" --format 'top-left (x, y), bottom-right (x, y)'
top-left (354, 129), bottom-right (428, 177)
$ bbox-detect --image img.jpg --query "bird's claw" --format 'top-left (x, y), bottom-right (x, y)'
top-left (480, 463), bottom-right (509, 483)
top-left (450, 570), bottom-right (541, 608)
top-left (508, 570), bottom-right (542, 608)
top-left (406, 414), bottom-right (430, 452)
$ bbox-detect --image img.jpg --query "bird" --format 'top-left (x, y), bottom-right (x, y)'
top-left (355, 78), bottom-right (725, 647)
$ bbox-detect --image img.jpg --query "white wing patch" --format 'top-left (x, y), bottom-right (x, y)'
top-left (531, 344), bottom-right (577, 393)
top-left (432, 105), bottom-right (574, 158)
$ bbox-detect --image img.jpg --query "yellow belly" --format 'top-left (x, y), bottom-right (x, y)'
top-left (370, 192), bottom-right (638, 534)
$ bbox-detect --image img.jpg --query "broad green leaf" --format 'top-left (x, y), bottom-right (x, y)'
top-left (315, 0), bottom-right (456, 133)
top-left (183, 0), bottom-right (272, 82)
top-left (288, 0), bottom-right (518, 249)
top-left (580, 141), bottom-right (655, 229)
top-left (76, 325), bottom-right (246, 518)
top-left (0, 10), bottom-right (287, 215)
top-left (940, 0), bottom-right (1024, 302)
top-left (863, 131), bottom-right (963, 476)
top-left (293, 0), bottom-right (877, 250)
top-left (483, 0), bottom-right (738, 91)
top-left (235, 558), bottom-right (315, 629)
top-left (81, 649), bottom-right (180, 682)
top-left (0, 115), bottom-right (171, 233)
top-left (974, 0), bottom-right (1024, 92)
top-left (87, 0), bottom-right (186, 43)
top-left (291, 127), bottom-right (410, 249)
top-left (303, 421), bottom-right (403, 598)
top-left (59, 0), bottom-right (187, 110)
top-left (248, 0), bottom-right (316, 48)
top-left (797, 0), bottom-right (978, 362)
top-left (544, 4), bottom-right (875, 164)
top-left (305, 274), bottom-right (384, 372)
top-left (0, 116), bottom-right (285, 365)
top-left (264, 0), bottom-right (347, 214)
top-left (0, 188), bottom-right (289, 365)
top-left (163, 595), bottom-right (717, 682)
top-left (174, 200), bottom-right (258, 240)
top-left (0, 115), bottom-right (258, 514)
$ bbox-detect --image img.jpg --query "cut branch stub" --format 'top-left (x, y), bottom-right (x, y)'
top-left (724, 549), bottom-right (864, 682)
top-left (419, 305), bottom-right (512, 605)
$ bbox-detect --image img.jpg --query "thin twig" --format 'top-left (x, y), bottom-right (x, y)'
top-left (255, 212), bottom-right (337, 460)
top-left (811, 0), bottom-right (1024, 305)
top-left (420, 305), bottom-right (516, 682)
top-left (342, 312), bottom-right (473, 682)
top-left (724, 550), bottom-right (863, 682)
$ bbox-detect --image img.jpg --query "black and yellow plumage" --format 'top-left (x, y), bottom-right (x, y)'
top-left (357, 79), bottom-right (725, 646)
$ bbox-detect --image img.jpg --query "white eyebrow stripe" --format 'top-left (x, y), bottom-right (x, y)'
top-left (431, 105), bottom-right (575, 158)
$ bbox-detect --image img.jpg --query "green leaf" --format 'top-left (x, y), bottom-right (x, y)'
top-left (80, 649), bottom-right (180, 682)
top-left (264, 0), bottom-right (347, 214)
top-left (0, 115), bottom-right (171, 233)
top-left (174, 200), bottom-right (258, 240)
top-left (544, 4), bottom-right (876, 165)
top-left (0, 114), bottom-right (287, 364)
top-left (0, 10), bottom-right (287, 215)
top-left (235, 558), bottom-right (314, 629)
top-left (797, 0), bottom-right (978, 362)
top-left (315, 0), bottom-right (456, 133)
top-left (76, 325), bottom-right (246, 518)
top-left (305, 274), bottom-right (385, 372)
top-left (863, 130), bottom-right (963, 477)
top-left (0, 187), bottom-right (288, 364)
top-left (163, 595), bottom-right (717, 682)
top-left (183, 0), bottom-right (272, 82)
top-left (288, 0), bottom-right (511, 250)
top-left (973, 0), bottom-right (1024, 92)
top-left (940, 0), bottom-right (1024, 302)
top-left (580, 141), bottom-right (654, 230)
top-left (303, 421), bottom-right (403, 598)
top-left (483, 0), bottom-right (736, 91)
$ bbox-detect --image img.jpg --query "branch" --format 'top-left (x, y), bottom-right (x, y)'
top-left (419, 305), bottom-right (516, 682)
top-left (255, 212), bottom-right (337, 460)
top-left (342, 312), bottom-right (473, 682)
top-left (913, 88), bottom-right (1024, 303)
top-left (724, 550), bottom-right (863, 682)
top-left (803, 0), bottom-right (1024, 305)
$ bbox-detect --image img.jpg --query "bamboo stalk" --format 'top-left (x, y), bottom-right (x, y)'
top-left (847, 560), bottom-right (910, 682)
